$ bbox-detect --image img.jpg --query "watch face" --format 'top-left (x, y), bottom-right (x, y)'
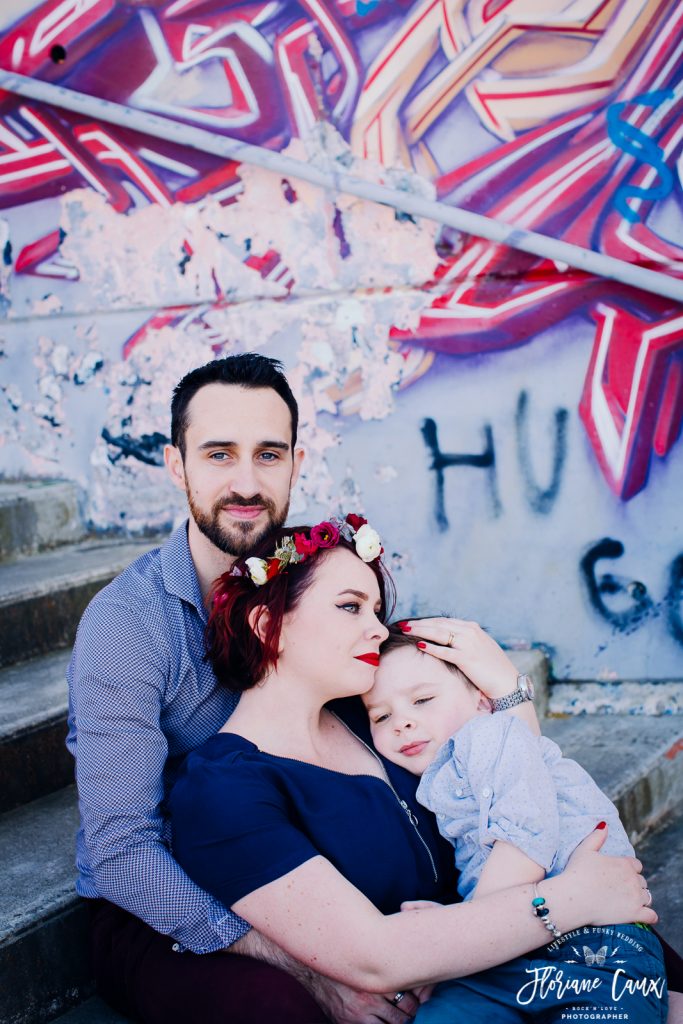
top-left (519, 674), bottom-right (535, 700)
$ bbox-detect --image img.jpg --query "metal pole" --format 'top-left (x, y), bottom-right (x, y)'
top-left (1, 70), bottom-right (681, 303)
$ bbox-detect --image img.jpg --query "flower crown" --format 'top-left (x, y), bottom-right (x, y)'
top-left (233, 514), bottom-right (382, 587)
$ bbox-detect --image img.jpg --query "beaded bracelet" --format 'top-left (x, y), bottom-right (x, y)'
top-left (532, 884), bottom-right (562, 939)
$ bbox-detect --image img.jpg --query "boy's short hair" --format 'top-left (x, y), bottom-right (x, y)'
top-left (382, 622), bottom-right (478, 691)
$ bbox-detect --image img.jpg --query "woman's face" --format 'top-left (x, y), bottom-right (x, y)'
top-left (277, 547), bottom-right (389, 700)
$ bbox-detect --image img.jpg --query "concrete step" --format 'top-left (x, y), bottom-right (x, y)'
top-left (636, 799), bottom-right (683, 954)
top-left (0, 481), bottom-right (86, 563)
top-left (543, 714), bottom-right (683, 844)
top-left (0, 537), bottom-right (160, 669)
top-left (3, 716), bottom-right (681, 1024)
top-left (550, 678), bottom-right (683, 716)
top-left (0, 650), bottom-right (72, 813)
top-left (0, 787), bottom-right (91, 1024)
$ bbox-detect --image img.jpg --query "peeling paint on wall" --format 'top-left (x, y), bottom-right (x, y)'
top-left (0, 0), bottom-right (682, 679)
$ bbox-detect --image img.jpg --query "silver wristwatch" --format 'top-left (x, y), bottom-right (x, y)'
top-left (489, 673), bottom-right (535, 712)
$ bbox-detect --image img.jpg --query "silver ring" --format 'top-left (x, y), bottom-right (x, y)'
top-left (644, 888), bottom-right (653, 907)
top-left (392, 992), bottom-right (406, 1005)
top-left (447, 631), bottom-right (455, 647)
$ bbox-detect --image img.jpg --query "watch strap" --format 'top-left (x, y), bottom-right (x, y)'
top-left (489, 673), bottom-right (534, 713)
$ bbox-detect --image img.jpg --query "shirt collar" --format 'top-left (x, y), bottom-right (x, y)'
top-left (160, 520), bottom-right (207, 620)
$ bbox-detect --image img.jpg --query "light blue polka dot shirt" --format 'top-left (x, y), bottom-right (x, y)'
top-left (416, 713), bottom-right (634, 901)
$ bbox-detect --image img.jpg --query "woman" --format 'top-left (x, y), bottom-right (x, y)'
top-left (169, 515), bottom-right (660, 1019)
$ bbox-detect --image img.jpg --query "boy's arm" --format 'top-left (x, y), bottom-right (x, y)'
top-left (455, 716), bottom-right (560, 892)
top-left (472, 840), bottom-right (545, 899)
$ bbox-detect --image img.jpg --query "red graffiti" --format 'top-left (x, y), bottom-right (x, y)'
top-left (579, 305), bottom-right (683, 500)
top-left (1, 0), bottom-right (682, 500)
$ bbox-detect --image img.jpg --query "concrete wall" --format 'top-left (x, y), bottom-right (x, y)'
top-left (1, 1), bottom-right (682, 679)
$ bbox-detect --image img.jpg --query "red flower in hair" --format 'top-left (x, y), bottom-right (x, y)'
top-left (345, 513), bottom-right (367, 532)
top-left (294, 532), bottom-right (318, 557)
top-left (265, 558), bottom-right (281, 580)
top-left (310, 521), bottom-right (340, 548)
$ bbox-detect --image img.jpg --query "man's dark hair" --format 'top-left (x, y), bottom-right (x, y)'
top-left (171, 353), bottom-right (299, 458)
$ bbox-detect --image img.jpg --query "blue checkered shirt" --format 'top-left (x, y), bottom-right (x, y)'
top-left (66, 523), bottom-right (247, 953)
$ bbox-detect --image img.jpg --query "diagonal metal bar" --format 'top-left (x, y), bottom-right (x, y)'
top-left (1, 69), bottom-right (682, 303)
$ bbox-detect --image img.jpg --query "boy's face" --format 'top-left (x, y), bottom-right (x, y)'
top-left (364, 646), bottom-right (488, 775)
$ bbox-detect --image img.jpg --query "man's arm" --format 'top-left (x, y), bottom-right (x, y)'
top-left (232, 930), bottom-right (423, 1023)
top-left (68, 598), bottom-right (248, 952)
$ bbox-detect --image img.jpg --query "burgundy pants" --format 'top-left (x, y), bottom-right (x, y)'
top-left (88, 900), bottom-right (330, 1024)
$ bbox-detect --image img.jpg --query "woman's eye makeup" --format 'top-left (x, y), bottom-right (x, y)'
top-left (338, 601), bottom-right (361, 613)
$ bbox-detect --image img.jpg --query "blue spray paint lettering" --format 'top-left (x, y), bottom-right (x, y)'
top-left (607, 89), bottom-right (675, 223)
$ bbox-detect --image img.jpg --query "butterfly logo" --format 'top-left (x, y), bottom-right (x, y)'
top-left (565, 946), bottom-right (625, 966)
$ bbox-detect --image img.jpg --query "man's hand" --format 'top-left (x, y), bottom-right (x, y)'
top-left (306, 973), bottom-right (424, 1023)
top-left (229, 928), bottom-right (425, 1022)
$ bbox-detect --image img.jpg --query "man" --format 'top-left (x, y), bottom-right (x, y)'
top-left (67, 353), bottom-right (422, 1024)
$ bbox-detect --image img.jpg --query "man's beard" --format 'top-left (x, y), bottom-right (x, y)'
top-left (187, 490), bottom-right (289, 557)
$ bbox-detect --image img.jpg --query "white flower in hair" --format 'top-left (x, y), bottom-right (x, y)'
top-left (354, 523), bottom-right (382, 562)
top-left (245, 557), bottom-right (269, 586)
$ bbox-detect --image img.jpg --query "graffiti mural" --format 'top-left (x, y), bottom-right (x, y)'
top-left (0, 1), bottom-right (681, 677)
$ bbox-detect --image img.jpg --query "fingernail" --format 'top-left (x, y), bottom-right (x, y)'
top-left (595, 821), bottom-right (607, 830)
top-left (417, 641), bottom-right (426, 650)
top-left (397, 621), bottom-right (411, 632)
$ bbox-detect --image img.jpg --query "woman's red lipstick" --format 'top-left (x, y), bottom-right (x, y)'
top-left (355, 653), bottom-right (380, 666)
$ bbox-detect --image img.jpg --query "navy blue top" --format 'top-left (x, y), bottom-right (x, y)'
top-left (170, 698), bottom-right (455, 914)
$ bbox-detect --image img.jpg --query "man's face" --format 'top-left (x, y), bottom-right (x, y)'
top-left (168, 383), bottom-right (303, 557)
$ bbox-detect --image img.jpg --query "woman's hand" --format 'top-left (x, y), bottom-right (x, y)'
top-left (561, 825), bottom-right (658, 927)
top-left (399, 618), bottom-right (518, 699)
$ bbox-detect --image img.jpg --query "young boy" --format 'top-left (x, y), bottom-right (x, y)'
top-left (363, 627), bottom-right (668, 1023)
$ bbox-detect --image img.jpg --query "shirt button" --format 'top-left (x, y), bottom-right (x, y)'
top-left (172, 943), bottom-right (180, 952)
top-left (454, 787), bottom-right (464, 797)
top-left (482, 786), bottom-right (492, 798)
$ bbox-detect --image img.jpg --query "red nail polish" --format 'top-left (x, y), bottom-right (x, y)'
top-left (396, 621), bottom-right (412, 633)
top-left (417, 641), bottom-right (426, 650)
top-left (595, 821), bottom-right (607, 830)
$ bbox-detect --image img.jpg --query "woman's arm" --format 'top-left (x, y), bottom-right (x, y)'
top-left (232, 826), bottom-right (655, 993)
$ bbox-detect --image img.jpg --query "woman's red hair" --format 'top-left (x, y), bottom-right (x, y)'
top-left (206, 524), bottom-right (395, 691)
